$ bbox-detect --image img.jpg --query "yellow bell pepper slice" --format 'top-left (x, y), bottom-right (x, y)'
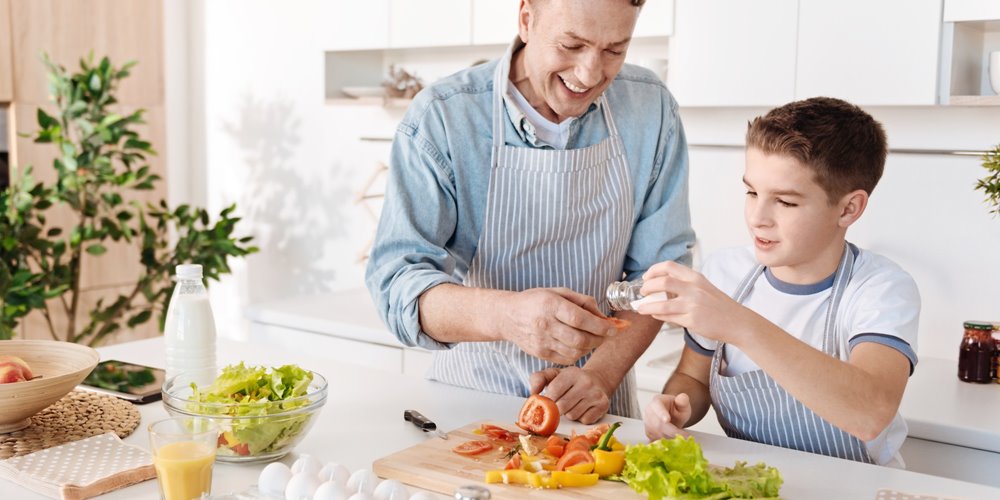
top-left (484, 469), bottom-right (558, 489)
top-left (551, 471), bottom-right (600, 487)
top-left (565, 461), bottom-right (595, 474)
top-left (593, 449), bottom-right (625, 477)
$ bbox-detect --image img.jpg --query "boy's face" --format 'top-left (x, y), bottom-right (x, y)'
top-left (743, 148), bottom-right (849, 283)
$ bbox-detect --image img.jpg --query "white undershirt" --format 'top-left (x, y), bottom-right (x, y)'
top-left (507, 80), bottom-right (574, 149)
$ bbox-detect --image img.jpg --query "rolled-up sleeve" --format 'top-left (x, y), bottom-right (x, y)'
top-left (365, 107), bottom-right (461, 351)
top-left (622, 93), bottom-right (696, 280)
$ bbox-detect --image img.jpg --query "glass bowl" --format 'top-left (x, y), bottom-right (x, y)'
top-left (161, 368), bottom-right (327, 462)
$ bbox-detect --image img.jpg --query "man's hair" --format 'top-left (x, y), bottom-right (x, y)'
top-left (745, 97), bottom-right (887, 203)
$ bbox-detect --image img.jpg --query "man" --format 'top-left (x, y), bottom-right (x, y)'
top-left (366, 0), bottom-right (694, 422)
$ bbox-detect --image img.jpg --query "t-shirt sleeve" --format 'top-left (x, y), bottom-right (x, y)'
top-left (844, 262), bottom-right (921, 374)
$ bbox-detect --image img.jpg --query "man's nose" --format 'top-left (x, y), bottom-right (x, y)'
top-left (575, 53), bottom-right (603, 88)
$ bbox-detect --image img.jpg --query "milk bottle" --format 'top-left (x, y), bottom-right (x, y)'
top-left (164, 264), bottom-right (217, 385)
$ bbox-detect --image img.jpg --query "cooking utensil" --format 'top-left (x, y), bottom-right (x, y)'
top-left (403, 410), bottom-right (448, 440)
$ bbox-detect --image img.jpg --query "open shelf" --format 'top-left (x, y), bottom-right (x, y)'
top-left (941, 19), bottom-right (1000, 105)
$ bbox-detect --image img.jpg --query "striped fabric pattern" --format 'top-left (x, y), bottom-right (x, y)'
top-left (709, 242), bottom-right (873, 463)
top-left (427, 56), bottom-right (640, 418)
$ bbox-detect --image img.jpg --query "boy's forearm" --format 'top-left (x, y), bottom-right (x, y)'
top-left (735, 312), bottom-right (909, 441)
top-left (662, 348), bottom-right (713, 427)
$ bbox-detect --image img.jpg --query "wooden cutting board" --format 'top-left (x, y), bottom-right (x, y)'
top-left (373, 421), bottom-right (639, 499)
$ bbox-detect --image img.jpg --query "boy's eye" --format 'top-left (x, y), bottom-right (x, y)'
top-left (777, 199), bottom-right (797, 208)
top-left (745, 190), bottom-right (757, 198)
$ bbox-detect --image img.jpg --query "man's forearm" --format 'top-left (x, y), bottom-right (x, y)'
top-left (418, 283), bottom-right (508, 343)
top-left (582, 311), bottom-right (661, 395)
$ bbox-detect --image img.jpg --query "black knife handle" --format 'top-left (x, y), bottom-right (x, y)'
top-left (403, 409), bottom-right (437, 431)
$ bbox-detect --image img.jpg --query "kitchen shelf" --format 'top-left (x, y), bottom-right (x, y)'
top-left (948, 94), bottom-right (1000, 105)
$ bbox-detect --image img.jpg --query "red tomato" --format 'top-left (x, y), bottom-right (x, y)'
top-left (452, 440), bottom-right (493, 456)
top-left (545, 435), bottom-right (568, 458)
top-left (555, 449), bottom-right (595, 471)
top-left (232, 443), bottom-right (250, 456)
top-left (516, 394), bottom-right (560, 436)
top-left (480, 424), bottom-right (517, 442)
top-left (565, 435), bottom-right (595, 454)
top-left (504, 453), bottom-right (522, 470)
top-left (584, 423), bottom-right (611, 442)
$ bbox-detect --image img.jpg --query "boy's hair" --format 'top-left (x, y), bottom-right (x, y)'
top-left (746, 97), bottom-right (887, 203)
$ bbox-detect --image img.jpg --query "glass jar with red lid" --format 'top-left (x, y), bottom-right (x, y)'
top-left (958, 321), bottom-right (995, 383)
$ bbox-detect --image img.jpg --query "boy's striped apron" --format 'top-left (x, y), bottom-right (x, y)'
top-left (428, 48), bottom-right (640, 417)
top-left (709, 242), bottom-right (873, 463)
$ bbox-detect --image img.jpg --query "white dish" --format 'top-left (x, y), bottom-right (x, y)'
top-left (341, 86), bottom-right (385, 99)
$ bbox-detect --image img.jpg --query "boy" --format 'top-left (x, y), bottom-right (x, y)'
top-left (638, 97), bottom-right (920, 467)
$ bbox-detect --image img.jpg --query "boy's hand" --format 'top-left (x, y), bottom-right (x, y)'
top-left (644, 393), bottom-right (692, 440)
top-left (638, 261), bottom-right (748, 344)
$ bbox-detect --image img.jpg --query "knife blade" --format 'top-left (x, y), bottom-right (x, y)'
top-left (403, 409), bottom-right (448, 440)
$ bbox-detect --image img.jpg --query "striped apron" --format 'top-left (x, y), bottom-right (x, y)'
top-left (709, 242), bottom-right (874, 463)
top-left (427, 52), bottom-right (640, 418)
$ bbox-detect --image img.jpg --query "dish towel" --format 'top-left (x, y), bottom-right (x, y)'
top-left (0, 432), bottom-right (155, 500)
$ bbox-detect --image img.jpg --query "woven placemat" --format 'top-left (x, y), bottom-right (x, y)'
top-left (0, 390), bottom-right (141, 459)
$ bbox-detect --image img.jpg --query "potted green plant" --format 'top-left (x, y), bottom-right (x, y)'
top-left (0, 54), bottom-right (257, 344)
top-left (977, 144), bottom-right (1000, 217)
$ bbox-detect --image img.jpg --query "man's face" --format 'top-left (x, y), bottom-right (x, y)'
top-left (517, 0), bottom-right (639, 123)
top-left (743, 148), bottom-right (850, 283)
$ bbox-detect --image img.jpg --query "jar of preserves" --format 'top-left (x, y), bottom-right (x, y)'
top-left (958, 321), bottom-right (995, 383)
top-left (993, 322), bottom-right (1000, 383)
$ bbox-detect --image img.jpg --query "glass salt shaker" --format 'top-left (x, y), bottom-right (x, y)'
top-left (606, 279), bottom-right (645, 312)
top-left (454, 484), bottom-right (491, 500)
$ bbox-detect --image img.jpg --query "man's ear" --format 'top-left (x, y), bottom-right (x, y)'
top-left (518, 0), bottom-right (532, 43)
top-left (837, 189), bottom-right (869, 228)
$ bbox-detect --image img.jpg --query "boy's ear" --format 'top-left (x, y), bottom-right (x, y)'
top-left (837, 189), bottom-right (869, 228)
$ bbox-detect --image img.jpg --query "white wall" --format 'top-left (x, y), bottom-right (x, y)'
top-left (171, 2), bottom-right (1000, 360)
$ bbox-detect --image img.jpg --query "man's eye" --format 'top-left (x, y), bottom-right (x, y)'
top-left (605, 49), bottom-right (623, 56)
top-left (561, 44), bottom-right (583, 51)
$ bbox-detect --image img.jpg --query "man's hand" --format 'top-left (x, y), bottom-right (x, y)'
top-left (643, 393), bottom-right (692, 441)
top-left (529, 366), bottom-right (611, 424)
top-left (503, 288), bottom-right (618, 365)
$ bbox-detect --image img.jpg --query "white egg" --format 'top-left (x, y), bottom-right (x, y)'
top-left (318, 462), bottom-right (351, 486)
top-left (313, 481), bottom-right (354, 500)
top-left (291, 454), bottom-right (323, 477)
top-left (407, 492), bottom-right (439, 500)
top-left (284, 472), bottom-right (321, 500)
top-left (372, 479), bottom-right (410, 500)
top-left (258, 462), bottom-right (293, 495)
top-left (347, 469), bottom-right (380, 495)
top-left (347, 494), bottom-right (375, 500)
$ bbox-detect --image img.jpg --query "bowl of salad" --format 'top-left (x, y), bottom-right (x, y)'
top-left (161, 362), bottom-right (327, 462)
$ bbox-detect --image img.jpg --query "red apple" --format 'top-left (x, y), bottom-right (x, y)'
top-left (0, 355), bottom-right (34, 384)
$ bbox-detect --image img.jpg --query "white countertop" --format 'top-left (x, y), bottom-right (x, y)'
top-left (3, 337), bottom-right (999, 499)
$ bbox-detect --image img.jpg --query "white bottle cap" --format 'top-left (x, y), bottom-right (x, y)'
top-left (175, 264), bottom-right (203, 279)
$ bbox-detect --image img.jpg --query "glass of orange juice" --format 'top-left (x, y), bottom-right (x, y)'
top-left (148, 417), bottom-right (217, 500)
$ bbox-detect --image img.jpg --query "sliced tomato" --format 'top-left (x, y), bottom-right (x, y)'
top-left (504, 453), bottom-right (522, 470)
top-left (607, 317), bottom-right (631, 330)
top-left (516, 394), bottom-right (560, 436)
top-left (232, 443), bottom-right (250, 456)
top-left (480, 424), bottom-right (517, 442)
top-left (584, 423), bottom-right (611, 442)
top-left (452, 440), bottom-right (493, 456)
top-left (565, 435), bottom-right (595, 453)
top-left (545, 435), bottom-right (568, 458)
top-left (555, 449), bottom-right (595, 471)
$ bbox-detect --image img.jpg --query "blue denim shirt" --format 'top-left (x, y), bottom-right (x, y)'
top-left (365, 51), bottom-right (695, 351)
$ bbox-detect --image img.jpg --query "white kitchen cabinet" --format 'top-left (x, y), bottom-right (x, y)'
top-left (390, 0), bottom-right (472, 48)
top-left (320, 0), bottom-right (389, 51)
top-left (667, 0), bottom-right (798, 106)
top-left (795, 0), bottom-right (943, 105)
top-left (944, 0), bottom-right (1000, 21)
top-left (472, 0), bottom-right (518, 46)
top-left (633, 0), bottom-right (675, 38)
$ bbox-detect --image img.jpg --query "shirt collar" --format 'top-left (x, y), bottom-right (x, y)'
top-left (499, 37), bottom-right (600, 148)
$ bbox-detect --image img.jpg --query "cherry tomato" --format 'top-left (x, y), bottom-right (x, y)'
top-left (516, 394), bottom-right (560, 436)
top-left (452, 440), bottom-right (493, 456)
top-left (555, 449), bottom-right (595, 471)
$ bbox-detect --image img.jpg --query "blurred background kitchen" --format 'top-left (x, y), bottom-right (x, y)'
top-left (2, 0), bottom-right (999, 405)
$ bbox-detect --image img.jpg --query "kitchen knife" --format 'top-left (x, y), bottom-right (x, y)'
top-left (403, 409), bottom-right (448, 440)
